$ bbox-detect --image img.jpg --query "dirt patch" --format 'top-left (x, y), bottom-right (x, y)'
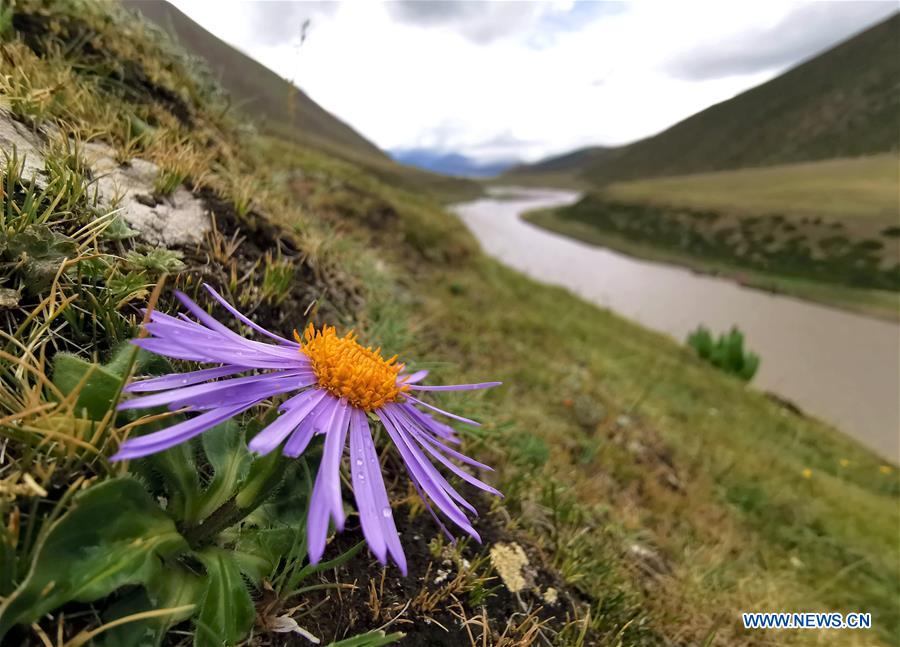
top-left (268, 501), bottom-right (595, 646)
top-left (184, 188), bottom-right (367, 331)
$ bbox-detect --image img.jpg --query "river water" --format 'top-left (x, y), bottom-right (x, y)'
top-left (453, 188), bottom-right (900, 461)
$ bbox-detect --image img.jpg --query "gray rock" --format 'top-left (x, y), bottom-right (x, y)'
top-left (0, 112), bottom-right (46, 184)
top-left (0, 111), bottom-right (210, 248)
top-left (83, 142), bottom-right (210, 247)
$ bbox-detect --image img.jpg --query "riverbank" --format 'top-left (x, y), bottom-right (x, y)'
top-left (446, 189), bottom-right (899, 644)
top-left (525, 206), bottom-right (900, 321)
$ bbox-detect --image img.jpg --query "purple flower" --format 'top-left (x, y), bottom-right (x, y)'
top-left (112, 284), bottom-right (501, 573)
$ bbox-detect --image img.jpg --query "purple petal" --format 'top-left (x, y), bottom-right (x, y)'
top-left (174, 290), bottom-right (243, 339)
top-left (110, 403), bottom-right (253, 460)
top-left (307, 398), bottom-right (350, 564)
top-left (203, 284), bottom-right (298, 346)
top-left (125, 366), bottom-right (248, 393)
top-left (286, 394), bottom-right (343, 459)
top-left (410, 381), bottom-right (501, 392)
top-left (378, 406), bottom-right (479, 540)
top-left (180, 377), bottom-right (312, 411)
top-left (118, 370), bottom-right (309, 411)
top-left (403, 394), bottom-right (481, 427)
top-left (405, 406), bottom-right (460, 444)
top-left (349, 408), bottom-right (407, 574)
top-left (138, 331), bottom-right (306, 369)
top-left (386, 407), bottom-right (486, 510)
top-left (348, 410), bottom-right (386, 563)
top-left (282, 414), bottom-right (317, 458)
top-left (398, 369), bottom-right (428, 384)
top-left (248, 389), bottom-right (327, 455)
top-left (393, 405), bottom-right (499, 495)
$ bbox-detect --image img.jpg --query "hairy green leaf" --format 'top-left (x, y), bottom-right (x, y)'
top-left (0, 478), bottom-right (186, 638)
top-left (192, 420), bottom-right (252, 522)
top-left (193, 547), bottom-right (255, 647)
top-left (52, 352), bottom-right (125, 420)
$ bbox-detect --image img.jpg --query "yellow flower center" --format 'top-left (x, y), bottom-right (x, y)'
top-left (298, 323), bottom-right (408, 411)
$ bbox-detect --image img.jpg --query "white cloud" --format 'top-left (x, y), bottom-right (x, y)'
top-left (168, 0), bottom-right (896, 163)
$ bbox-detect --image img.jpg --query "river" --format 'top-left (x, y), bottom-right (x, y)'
top-left (453, 188), bottom-right (900, 461)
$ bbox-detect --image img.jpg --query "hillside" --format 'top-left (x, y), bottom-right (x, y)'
top-left (525, 154), bottom-right (900, 318)
top-left (123, 0), bottom-right (384, 161)
top-left (508, 12), bottom-right (900, 187)
top-left (124, 0), bottom-right (481, 202)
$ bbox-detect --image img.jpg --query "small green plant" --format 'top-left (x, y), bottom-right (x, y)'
top-left (124, 247), bottom-right (186, 274)
top-left (153, 167), bottom-right (185, 197)
top-left (687, 325), bottom-right (760, 381)
top-left (260, 250), bottom-right (294, 305)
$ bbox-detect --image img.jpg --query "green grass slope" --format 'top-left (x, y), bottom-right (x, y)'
top-left (508, 12), bottom-right (900, 187)
top-left (524, 154), bottom-right (900, 319)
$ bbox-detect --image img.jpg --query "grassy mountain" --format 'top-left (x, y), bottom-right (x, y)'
top-left (508, 12), bottom-right (900, 187)
top-left (124, 0), bottom-right (480, 202)
top-left (123, 0), bottom-right (384, 161)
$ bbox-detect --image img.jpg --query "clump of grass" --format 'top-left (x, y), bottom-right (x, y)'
top-left (152, 166), bottom-right (184, 196)
top-left (260, 250), bottom-right (294, 305)
top-left (687, 325), bottom-right (760, 381)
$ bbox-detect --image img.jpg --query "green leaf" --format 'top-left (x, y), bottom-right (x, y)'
top-left (147, 441), bottom-right (201, 522)
top-left (326, 630), bottom-right (405, 647)
top-left (97, 565), bottom-right (204, 647)
top-left (0, 478), bottom-right (187, 638)
top-left (229, 525), bottom-right (294, 582)
top-left (0, 526), bottom-right (16, 595)
top-left (52, 353), bottom-right (125, 420)
top-left (193, 547), bottom-right (255, 647)
top-left (124, 248), bottom-right (185, 273)
top-left (4, 224), bottom-right (78, 291)
top-left (101, 214), bottom-right (139, 241)
top-left (192, 420), bottom-right (252, 522)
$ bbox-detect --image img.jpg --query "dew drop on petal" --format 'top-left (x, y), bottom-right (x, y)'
top-left (355, 458), bottom-right (363, 466)
top-left (381, 506), bottom-right (392, 518)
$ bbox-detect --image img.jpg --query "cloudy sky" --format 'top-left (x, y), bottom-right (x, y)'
top-left (168, 0), bottom-right (897, 163)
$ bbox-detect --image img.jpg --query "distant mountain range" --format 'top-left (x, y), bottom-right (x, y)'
top-left (390, 149), bottom-right (517, 178)
top-left (507, 12), bottom-right (900, 188)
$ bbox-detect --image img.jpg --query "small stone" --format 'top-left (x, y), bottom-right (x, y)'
top-left (0, 288), bottom-right (19, 309)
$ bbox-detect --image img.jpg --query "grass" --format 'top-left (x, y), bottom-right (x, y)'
top-left (525, 207), bottom-right (900, 321)
top-left (602, 154), bottom-right (900, 221)
top-left (522, 155), bottom-right (900, 318)
top-left (410, 256), bottom-right (900, 645)
top-left (1, 1), bottom-right (898, 646)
